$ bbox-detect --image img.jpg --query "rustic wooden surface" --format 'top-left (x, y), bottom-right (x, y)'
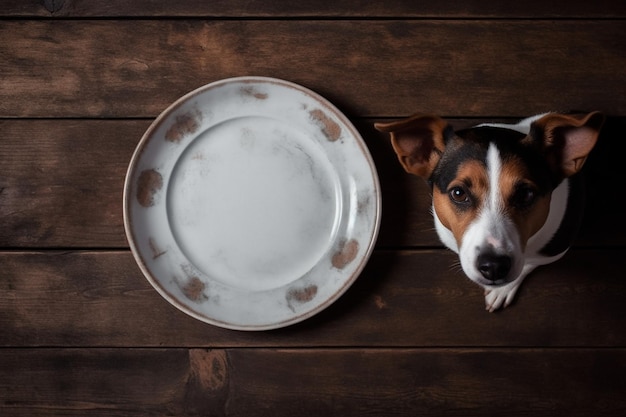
top-left (1, 1), bottom-right (625, 415)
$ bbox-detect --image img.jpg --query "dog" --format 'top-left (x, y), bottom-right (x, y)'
top-left (375, 112), bottom-right (604, 311)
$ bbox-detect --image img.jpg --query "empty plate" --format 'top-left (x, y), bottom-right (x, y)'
top-left (123, 76), bottom-right (380, 330)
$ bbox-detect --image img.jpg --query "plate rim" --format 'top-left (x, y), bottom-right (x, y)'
top-left (123, 76), bottom-right (381, 330)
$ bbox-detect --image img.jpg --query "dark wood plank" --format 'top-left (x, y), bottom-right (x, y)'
top-left (1, 20), bottom-right (624, 118)
top-left (0, 348), bottom-right (192, 416)
top-left (226, 348), bottom-right (626, 417)
top-left (0, 120), bottom-right (147, 248)
top-left (1, 249), bottom-right (625, 347)
top-left (1, 347), bottom-right (625, 416)
top-left (5, 0), bottom-right (626, 18)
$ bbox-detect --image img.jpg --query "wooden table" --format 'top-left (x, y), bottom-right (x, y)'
top-left (2, 1), bottom-right (626, 415)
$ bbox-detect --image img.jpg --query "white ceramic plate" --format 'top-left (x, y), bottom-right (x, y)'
top-left (123, 77), bottom-right (381, 330)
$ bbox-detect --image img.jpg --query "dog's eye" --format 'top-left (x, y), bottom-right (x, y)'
top-left (449, 186), bottom-right (470, 204)
top-left (511, 185), bottom-right (537, 209)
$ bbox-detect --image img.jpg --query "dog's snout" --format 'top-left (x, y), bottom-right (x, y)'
top-left (477, 252), bottom-right (512, 283)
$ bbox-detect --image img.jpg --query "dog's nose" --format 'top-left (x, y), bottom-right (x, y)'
top-left (477, 253), bottom-right (512, 282)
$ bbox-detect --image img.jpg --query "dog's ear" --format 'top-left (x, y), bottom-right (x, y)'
top-left (531, 111), bottom-right (605, 177)
top-left (375, 114), bottom-right (450, 178)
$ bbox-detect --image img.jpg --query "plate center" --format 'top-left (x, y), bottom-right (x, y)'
top-left (167, 116), bottom-right (341, 291)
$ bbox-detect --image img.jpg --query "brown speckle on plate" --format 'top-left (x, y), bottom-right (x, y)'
top-left (309, 108), bottom-right (341, 141)
top-left (357, 195), bottom-right (371, 215)
top-left (182, 276), bottom-right (207, 302)
top-left (136, 169), bottom-right (163, 207)
top-left (332, 239), bottom-right (360, 269)
top-left (286, 284), bottom-right (318, 311)
top-left (240, 86), bottom-right (268, 100)
top-left (165, 110), bottom-right (202, 143)
top-left (148, 237), bottom-right (167, 259)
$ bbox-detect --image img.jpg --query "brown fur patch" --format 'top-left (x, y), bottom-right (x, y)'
top-left (499, 158), bottom-right (551, 248)
top-left (433, 160), bottom-right (488, 246)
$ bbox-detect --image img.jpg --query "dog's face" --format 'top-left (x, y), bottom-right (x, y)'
top-left (430, 129), bottom-right (556, 286)
top-left (376, 112), bottom-right (603, 289)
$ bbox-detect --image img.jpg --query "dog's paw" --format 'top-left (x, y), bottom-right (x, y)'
top-left (484, 281), bottom-right (521, 312)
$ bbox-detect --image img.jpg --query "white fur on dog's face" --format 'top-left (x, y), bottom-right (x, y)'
top-left (433, 142), bottom-right (552, 288)
top-left (455, 144), bottom-right (523, 286)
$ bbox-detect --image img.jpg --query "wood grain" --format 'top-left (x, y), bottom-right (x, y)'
top-left (1, 20), bottom-right (624, 118)
top-left (1, 348), bottom-right (625, 416)
top-left (1, 250), bottom-right (624, 347)
top-left (0, 120), bottom-right (144, 248)
top-left (5, 0), bottom-right (626, 18)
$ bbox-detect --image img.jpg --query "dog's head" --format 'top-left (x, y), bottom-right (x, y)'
top-left (375, 112), bottom-right (603, 288)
